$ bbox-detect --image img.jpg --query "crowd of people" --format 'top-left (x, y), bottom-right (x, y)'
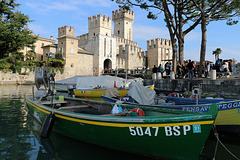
top-left (152, 58), bottom-right (232, 79)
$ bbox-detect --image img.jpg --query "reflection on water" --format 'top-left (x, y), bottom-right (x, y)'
top-left (0, 85), bottom-right (240, 160)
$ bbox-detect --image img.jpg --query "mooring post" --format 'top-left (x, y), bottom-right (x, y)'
top-left (32, 86), bottom-right (34, 100)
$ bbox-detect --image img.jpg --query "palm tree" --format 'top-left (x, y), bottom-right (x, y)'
top-left (212, 48), bottom-right (222, 62)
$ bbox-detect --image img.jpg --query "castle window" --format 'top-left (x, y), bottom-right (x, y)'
top-left (41, 43), bottom-right (44, 47)
top-left (110, 40), bottom-right (112, 56)
top-left (71, 63), bottom-right (74, 68)
top-left (126, 22), bottom-right (128, 24)
top-left (106, 33), bottom-right (108, 36)
top-left (104, 38), bottom-right (106, 57)
top-left (119, 23), bottom-right (120, 25)
top-left (52, 48), bottom-right (56, 53)
top-left (94, 33), bottom-right (95, 36)
top-left (118, 30), bottom-right (120, 35)
top-left (59, 48), bottom-right (62, 53)
top-left (70, 48), bottom-right (74, 54)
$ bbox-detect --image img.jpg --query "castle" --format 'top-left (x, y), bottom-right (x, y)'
top-left (77, 9), bottom-right (145, 76)
top-left (22, 9), bottom-right (172, 78)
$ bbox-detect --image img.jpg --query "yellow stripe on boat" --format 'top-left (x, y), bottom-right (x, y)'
top-left (215, 108), bottom-right (240, 125)
top-left (74, 89), bottom-right (129, 97)
top-left (27, 100), bottom-right (214, 128)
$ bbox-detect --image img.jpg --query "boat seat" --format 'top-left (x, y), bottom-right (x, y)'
top-left (101, 111), bottom-right (128, 116)
top-left (58, 105), bottom-right (90, 110)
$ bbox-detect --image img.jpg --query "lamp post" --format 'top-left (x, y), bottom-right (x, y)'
top-left (124, 49), bottom-right (127, 89)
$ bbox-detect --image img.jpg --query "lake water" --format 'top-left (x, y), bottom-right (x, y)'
top-left (1, 85), bottom-right (240, 160)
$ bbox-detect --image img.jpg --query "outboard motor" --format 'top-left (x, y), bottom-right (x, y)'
top-left (35, 88), bottom-right (47, 100)
top-left (34, 66), bottom-right (56, 102)
top-left (67, 84), bottom-right (76, 97)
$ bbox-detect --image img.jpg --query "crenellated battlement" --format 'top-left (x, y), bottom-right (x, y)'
top-left (78, 33), bottom-right (88, 40)
top-left (88, 14), bottom-right (111, 29)
top-left (147, 38), bottom-right (172, 49)
top-left (78, 33), bottom-right (89, 47)
top-left (113, 35), bottom-right (138, 47)
top-left (58, 25), bottom-right (75, 37)
top-left (112, 9), bottom-right (134, 21)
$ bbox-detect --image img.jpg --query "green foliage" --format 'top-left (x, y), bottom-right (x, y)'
top-left (25, 50), bottom-right (36, 60)
top-left (11, 61), bottom-right (24, 74)
top-left (0, 0), bottom-right (37, 59)
top-left (0, 57), bottom-right (11, 70)
top-left (212, 48), bottom-right (222, 56)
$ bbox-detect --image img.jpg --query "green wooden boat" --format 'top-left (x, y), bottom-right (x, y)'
top-left (26, 96), bottom-right (218, 160)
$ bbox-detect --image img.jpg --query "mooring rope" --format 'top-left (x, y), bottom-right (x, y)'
top-left (213, 125), bottom-right (240, 160)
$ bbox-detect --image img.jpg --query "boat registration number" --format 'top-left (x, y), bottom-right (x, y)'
top-left (129, 125), bottom-right (201, 136)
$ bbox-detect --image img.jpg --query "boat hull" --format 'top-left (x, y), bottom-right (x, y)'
top-left (167, 96), bottom-right (233, 105)
top-left (102, 95), bottom-right (240, 132)
top-left (74, 89), bottom-right (128, 97)
top-left (26, 97), bottom-right (217, 160)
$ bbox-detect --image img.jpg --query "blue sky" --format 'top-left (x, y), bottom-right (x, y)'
top-left (17, 0), bottom-right (240, 62)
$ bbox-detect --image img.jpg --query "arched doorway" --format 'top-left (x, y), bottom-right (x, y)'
top-left (104, 59), bottom-right (112, 70)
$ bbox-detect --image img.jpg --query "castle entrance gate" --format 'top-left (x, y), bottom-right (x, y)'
top-left (104, 59), bottom-right (112, 70)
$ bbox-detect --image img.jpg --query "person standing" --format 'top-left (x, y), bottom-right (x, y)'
top-left (186, 59), bottom-right (194, 79)
top-left (158, 64), bottom-right (164, 78)
top-left (177, 62), bottom-right (183, 79)
top-left (152, 65), bottom-right (158, 73)
top-left (165, 62), bottom-right (170, 75)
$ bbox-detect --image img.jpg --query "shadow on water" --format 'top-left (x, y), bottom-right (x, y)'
top-left (201, 130), bottom-right (240, 160)
top-left (1, 85), bottom-right (240, 160)
top-left (27, 113), bottom-right (155, 160)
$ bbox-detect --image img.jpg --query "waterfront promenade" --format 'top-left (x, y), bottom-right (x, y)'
top-left (1, 70), bottom-right (240, 98)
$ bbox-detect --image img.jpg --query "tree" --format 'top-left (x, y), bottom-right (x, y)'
top-left (192, 0), bottom-right (240, 76)
top-left (212, 48), bottom-right (222, 62)
top-left (112, 0), bottom-right (201, 72)
top-left (0, 0), bottom-right (37, 59)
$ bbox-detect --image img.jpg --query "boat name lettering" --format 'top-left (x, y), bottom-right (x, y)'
top-left (182, 101), bottom-right (240, 112)
top-left (129, 125), bottom-right (201, 137)
top-left (182, 106), bottom-right (210, 112)
top-left (165, 125), bottom-right (201, 136)
top-left (218, 101), bottom-right (240, 110)
top-left (129, 127), bottom-right (159, 136)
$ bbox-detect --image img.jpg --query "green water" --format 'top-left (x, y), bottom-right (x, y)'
top-left (0, 85), bottom-right (240, 160)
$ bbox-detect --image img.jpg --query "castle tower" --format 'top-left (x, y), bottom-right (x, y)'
top-left (58, 25), bottom-right (75, 37)
top-left (57, 26), bottom-right (79, 71)
top-left (147, 38), bottom-right (172, 68)
top-left (88, 14), bottom-right (112, 38)
top-left (112, 9), bottom-right (134, 41)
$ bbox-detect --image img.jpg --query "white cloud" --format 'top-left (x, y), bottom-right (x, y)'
top-left (26, 1), bottom-right (79, 13)
top-left (26, 0), bottom-right (114, 13)
top-left (133, 25), bottom-right (169, 40)
top-left (70, 0), bottom-right (114, 7)
top-left (28, 24), bottom-right (49, 35)
top-left (185, 31), bottom-right (201, 42)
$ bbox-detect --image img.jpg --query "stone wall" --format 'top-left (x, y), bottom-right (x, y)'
top-left (0, 69), bottom-right (89, 85)
top-left (154, 78), bottom-right (240, 97)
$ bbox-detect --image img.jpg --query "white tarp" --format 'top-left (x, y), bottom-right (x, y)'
top-left (76, 75), bottom-right (143, 89)
top-left (127, 82), bottom-right (156, 105)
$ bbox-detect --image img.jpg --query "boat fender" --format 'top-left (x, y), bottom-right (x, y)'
top-left (129, 108), bottom-right (145, 117)
top-left (190, 95), bottom-right (196, 99)
top-left (169, 93), bottom-right (177, 97)
top-left (40, 112), bottom-right (55, 138)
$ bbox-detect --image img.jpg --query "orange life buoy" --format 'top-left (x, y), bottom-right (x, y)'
top-left (169, 93), bottom-right (177, 97)
top-left (130, 108), bottom-right (145, 117)
top-left (190, 95), bottom-right (196, 99)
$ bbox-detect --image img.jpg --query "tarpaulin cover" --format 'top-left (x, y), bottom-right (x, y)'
top-left (127, 82), bottom-right (156, 105)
